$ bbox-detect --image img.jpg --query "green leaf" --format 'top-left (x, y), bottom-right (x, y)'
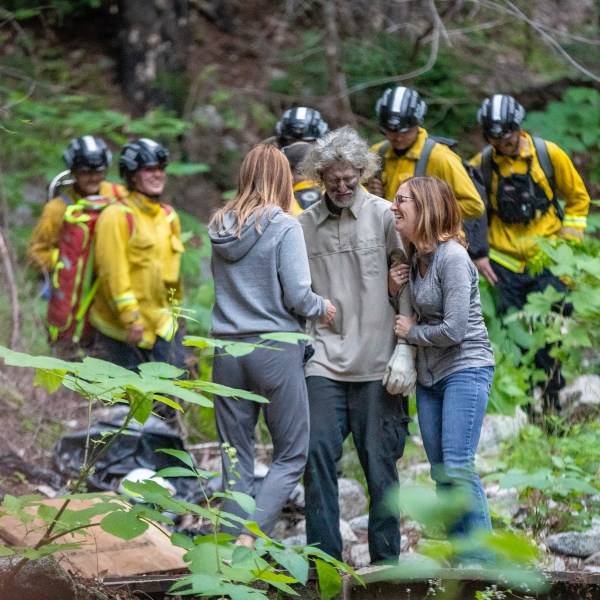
top-left (212, 491), bottom-right (256, 516)
top-left (154, 467), bottom-right (198, 478)
top-left (224, 343), bottom-right (259, 357)
top-left (33, 368), bottom-right (64, 393)
top-left (168, 573), bottom-right (223, 595)
top-left (0, 546), bottom-right (14, 557)
top-left (183, 542), bottom-right (221, 574)
top-left (100, 510), bottom-right (149, 540)
top-left (167, 162), bottom-right (211, 176)
top-left (315, 559), bottom-right (342, 600)
top-left (259, 332), bottom-right (313, 344)
top-left (119, 480), bottom-right (184, 513)
top-left (157, 448), bottom-right (196, 469)
top-left (22, 542), bottom-right (83, 559)
top-left (129, 390), bottom-right (154, 424)
top-left (138, 362), bottom-right (186, 379)
top-left (129, 503), bottom-right (174, 525)
top-left (269, 548), bottom-right (309, 584)
top-left (171, 532), bottom-right (195, 550)
top-left (195, 380), bottom-right (268, 403)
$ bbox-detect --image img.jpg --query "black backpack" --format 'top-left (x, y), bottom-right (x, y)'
top-left (480, 135), bottom-right (562, 222)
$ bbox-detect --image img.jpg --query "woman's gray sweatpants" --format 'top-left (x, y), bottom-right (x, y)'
top-left (212, 337), bottom-right (309, 538)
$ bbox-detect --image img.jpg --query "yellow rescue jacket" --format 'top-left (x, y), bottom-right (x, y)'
top-left (370, 126), bottom-right (484, 219)
top-left (470, 132), bottom-right (590, 272)
top-left (290, 180), bottom-right (322, 216)
top-left (27, 181), bottom-right (126, 274)
top-left (89, 191), bottom-right (184, 349)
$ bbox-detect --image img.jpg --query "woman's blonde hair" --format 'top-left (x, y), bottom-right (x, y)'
top-left (402, 176), bottom-right (467, 254)
top-left (209, 143), bottom-right (294, 237)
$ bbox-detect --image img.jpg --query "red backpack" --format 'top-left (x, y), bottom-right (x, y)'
top-left (46, 196), bottom-right (134, 345)
top-left (46, 197), bottom-right (175, 346)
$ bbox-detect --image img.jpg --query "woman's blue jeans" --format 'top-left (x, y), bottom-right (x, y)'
top-left (416, 366), bottom-right (494, 557)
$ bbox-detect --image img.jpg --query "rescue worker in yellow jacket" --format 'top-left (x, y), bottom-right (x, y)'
top-left (471, 94), bottom-right (590, 412)
top-left (90, 138), bottom-right (187, 373)
top-left (27, 136), bottom-right (125, 279)
top-left (368, 86), bottom-right (484, 221)
top-left (282, 141), bottom-right (322, 216)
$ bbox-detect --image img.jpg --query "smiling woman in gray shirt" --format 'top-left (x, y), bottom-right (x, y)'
top-left (391, 176), bottom-right (495, 565)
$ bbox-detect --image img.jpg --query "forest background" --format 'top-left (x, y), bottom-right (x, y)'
top-left (0, 0), bottom-right (599, 579)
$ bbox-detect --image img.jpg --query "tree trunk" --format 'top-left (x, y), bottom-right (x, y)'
top-left (117, 0), bottom-right (190, 115)
top-left (322, 0), bottom-right (355, 126)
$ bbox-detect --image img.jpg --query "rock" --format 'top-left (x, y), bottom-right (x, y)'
top-left (584, 566), bottom-right (600, 574)
top-left (478, 408), bottom-right (528, 457)
top-left (350, 543), bottom-right (370, 568)
top-left (401, 461), bottom-right (431, 481)
top-left (545, 530), bottom-right (600, 558)
top-left (560, 375), bottom-right (600, 420)
top-left (349, 514), bottom-right (369, 534)
top-left (340, 519), bottom-right (358, 544)
top-left (338, 478), bottom-right (368, 521)
top-left (283, 534), bottom-right (307, 547)
top-left (486, 484), bottom-right (521, 519)
top-left (271, 519), bottom-right (289, 540)
top-left (0, 556), bottom-right (77, 600)
top-left (584, 551), bottom-right (600, 566)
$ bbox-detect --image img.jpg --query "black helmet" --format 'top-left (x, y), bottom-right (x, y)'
top-left (375, 87), bottom-right (427, 132)
top-left (119, 138), bottom-right (170, 178)
top-left (275, 107), bottom-right (329, 143)
top-left (63, 136), bottom-right (112, 171)
top-left (477, 94), bottom-right (525, 139)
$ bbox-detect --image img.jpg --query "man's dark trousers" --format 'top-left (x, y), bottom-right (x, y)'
top-left (304, 376), bottom-right (408, 563)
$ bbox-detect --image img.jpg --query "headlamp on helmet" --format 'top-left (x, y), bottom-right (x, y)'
top-left (477, 94), bottom-right (525, 140)
top-left (376, 87), bottom-right (427, 133)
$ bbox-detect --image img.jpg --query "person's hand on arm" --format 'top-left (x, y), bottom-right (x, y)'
top-left (474, 257), bottom-right (498, 286)
top-left (319, 299), bottom-right (336, 324)
top-left (395, 314), bottom-right (417, 339)
top-left (388, 262), bottom-right (410, 296)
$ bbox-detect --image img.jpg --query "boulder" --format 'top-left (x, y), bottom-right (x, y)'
top-left (338, 478), bottom-right (368, 521)
top-left (545, 530), bottom-right (600, 558)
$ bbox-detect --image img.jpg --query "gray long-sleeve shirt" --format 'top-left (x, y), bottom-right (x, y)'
top-left (406, 240), bottom-right (495, 386)
top-left (209, 207), bottom-right (326, 337)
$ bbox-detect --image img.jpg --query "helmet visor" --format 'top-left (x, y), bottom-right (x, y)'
top-left (381, 115), bottom-right (418, 133)
top-left (485, 122), bottom-right (520, 139)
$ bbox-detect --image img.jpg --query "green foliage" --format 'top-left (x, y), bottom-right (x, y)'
top-left (387, 484), bottom-right (548, 593)
top-left (485, 457), bottom-right (598, 536)
top-left (479, 283), bottom-right (534, 414)
top-left (0, 343), bottom-right (358, 598)
top-left (525, 88), bottom-right (600, 182)
top-left (4, 0), bottom-right (105, 21)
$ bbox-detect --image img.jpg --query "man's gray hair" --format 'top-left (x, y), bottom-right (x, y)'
top-left (299, 125), bottom-right (381, 184)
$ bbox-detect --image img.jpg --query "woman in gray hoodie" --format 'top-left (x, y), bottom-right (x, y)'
top-left (208, 144), bottom-right (335, 549)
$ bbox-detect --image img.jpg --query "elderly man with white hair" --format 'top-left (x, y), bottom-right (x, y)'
top-left (298, 126), bottom-right (416, 564)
